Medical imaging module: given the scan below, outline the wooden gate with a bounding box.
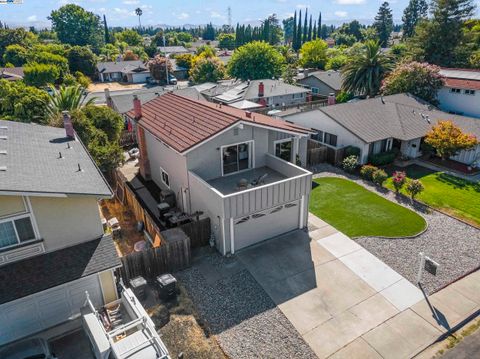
[307,140,327,166]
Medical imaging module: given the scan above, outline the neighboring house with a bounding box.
[169,59,189,80]
[97,60,150,83]
[283,93,480,167]
[296,70,342,97]
[126,93,313,255]
[326,38,335,47]
[213,79,310,109]
[0,67,24,81]
[438,68,480,118]
[0,119,119,345]
[157,46,189,55]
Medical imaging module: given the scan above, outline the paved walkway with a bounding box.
[307,213,480,358]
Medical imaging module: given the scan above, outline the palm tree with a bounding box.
[135,8,143,29]
[46,85,96,125]
[341,40,394,97]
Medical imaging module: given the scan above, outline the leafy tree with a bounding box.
[203,23,216,41]
[0,79,49,123]
[283,16,295,45]
[299,39,328,69]
[228,41,285,80]
[276,45,297,64]
[0,28,37,63]
[175,53,194,71]
[425,120,478,160]
[99,43,120,62]
[46,85,95,123]
[342,40,394,97]
[24,63,61,87]
[406,179,424,199]
[218,33,236,50]
[123,50,139,61]
[49,4,104,48]
[67,46,96,77]
[262,14,283,45]
[82,105,123,142]
[190,57,226,84]
[402,0,428,38]
[114,29,143,46]
[30,51,69,76]
[381,62,445,104]
[373,2,393,47]
[282,64,297,84]
[326,54,349,70]
[335,91,354,103]
[408,0,476,67]
[333,33,357,46]
[148,55,173,84]
[3,44,28,66]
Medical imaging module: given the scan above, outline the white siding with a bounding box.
[284,110,370,163]
[438,87,480,118]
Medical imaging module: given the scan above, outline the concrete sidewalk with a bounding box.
[308,213,480,358]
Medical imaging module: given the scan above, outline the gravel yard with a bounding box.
[312,164,480,295]
[176,251,317,359]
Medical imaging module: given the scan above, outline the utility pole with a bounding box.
[163,32,169,85]
[227,6,232,29]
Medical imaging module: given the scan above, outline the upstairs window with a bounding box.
[324,132,338,147]
[160,167,170,188]
[0,215,36,249]
[450,88,461,94]
[465,89,476,95]
[222,142,252,175]
[311,130,323,142]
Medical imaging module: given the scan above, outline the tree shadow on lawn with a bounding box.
[435,172,480,192]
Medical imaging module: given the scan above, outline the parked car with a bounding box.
[0,338,57,359]
[168,73,177,85]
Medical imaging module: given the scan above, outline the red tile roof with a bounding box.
[444,78,480,91]
[128,92,311,153]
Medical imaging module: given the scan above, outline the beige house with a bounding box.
[0,119,120,345]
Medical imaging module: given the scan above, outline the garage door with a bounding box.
[0,275,103,345]
[234,200,301,251]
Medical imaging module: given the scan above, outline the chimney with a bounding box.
[62,111,75,139]
[303,68,310,78]
[133,95,142,119]
[327,93,336,106]
[104,88,114,109]
[258,81,264,98]
[245,111,252,118]
[137,126,151,180]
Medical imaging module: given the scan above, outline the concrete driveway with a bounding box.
[237,215,438,358]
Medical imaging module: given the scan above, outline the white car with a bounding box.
[0,338,57,359]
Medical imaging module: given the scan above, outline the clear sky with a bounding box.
[0,0,479,28]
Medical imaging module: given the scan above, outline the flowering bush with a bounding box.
[342,155,359,173]
[360,165,378,181]
[372,169,388,186]
[392,171,407,192]
[406,179,424,199]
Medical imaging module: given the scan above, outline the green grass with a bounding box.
[310,177,427,238]
[383,165,480,227]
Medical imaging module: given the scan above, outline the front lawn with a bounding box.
[310,177,427,238]
[383,165,480,227]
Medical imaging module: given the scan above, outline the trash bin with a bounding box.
[155,274,177,300]
[129,276,147,300]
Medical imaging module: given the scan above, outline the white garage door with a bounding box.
[0,275,103,345]
[234,200,301,251]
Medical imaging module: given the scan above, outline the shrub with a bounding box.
[392,171,407,193]
[342,155,358,173]
[406,179,424,200]
[344,146,361,157]
[24,62,60,87]
[360,164,378,181]
[368,150,396,166]
[372,169,388,186]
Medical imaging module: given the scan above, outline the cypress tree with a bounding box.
[293,11,297,49]
[318,12,322,39]
[296,10,302,51]
[303,8,308,44]
[308,15,313,41]
[313,22,317,40]
[103,15,110,44]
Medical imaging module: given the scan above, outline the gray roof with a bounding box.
[298,70,342,91]
[97,60,146,74]
[439,68,480,81]
[0,120,112,196]
[214,79,309,104]
[110,87,166,114]
[317,93,480,143]
[157,46,189,54]
[0,67,24,81]
[0,235,120,304]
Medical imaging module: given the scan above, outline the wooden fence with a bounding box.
[307,140,346,166]
[179,217,211,248]
[117,227,191,283]
[113,169,164,245]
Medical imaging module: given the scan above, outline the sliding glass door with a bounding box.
[222,142,252,175]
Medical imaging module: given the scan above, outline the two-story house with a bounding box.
[438,68,480,118]
[0,119,120,345]
[126,93,313,255]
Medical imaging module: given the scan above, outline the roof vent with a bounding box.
[245,111,252,118]
[67,142,72,149]
[0,126,7,130]
[0,150,6,155]
[0,135,7,140]
[77,163,83,172]
[0,166,6,171]
[58,151,63,159]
